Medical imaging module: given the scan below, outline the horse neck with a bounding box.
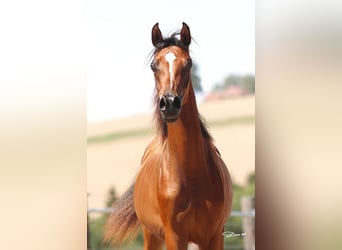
[166,83,208,177]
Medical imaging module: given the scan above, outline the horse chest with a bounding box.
[158,170,206,201]
[158,177,223,220]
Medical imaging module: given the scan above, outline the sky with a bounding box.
[86,0,255,122]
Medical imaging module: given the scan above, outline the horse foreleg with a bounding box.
[143,227,164,250]
[202,231,224,250]
[164,229,188,250]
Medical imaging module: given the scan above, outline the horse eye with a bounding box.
[150,61,158,72]
[185,59,192,70]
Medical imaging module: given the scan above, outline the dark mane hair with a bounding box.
[155,31,189,53]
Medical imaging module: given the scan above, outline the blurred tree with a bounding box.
[105,186,117,208]
[241,75,255,93]
[89,216,107,250]
[247,172,255,185]
[191,61,203,92]
[213,74,255,93]
[89,186,144,249]
[87,193,91,249]
[224,172,255,249]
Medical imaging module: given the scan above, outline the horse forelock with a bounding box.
[155,31,189,52]
[147,31,190,65]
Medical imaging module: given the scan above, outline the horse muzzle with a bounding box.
[159,93,182,122]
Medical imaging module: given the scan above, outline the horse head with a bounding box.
[150,22,193,122]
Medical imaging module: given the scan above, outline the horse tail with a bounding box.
[104,182,141,244]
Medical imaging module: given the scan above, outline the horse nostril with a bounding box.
[159,96,167,111]
[174,96,181,109]
[159,94,181,112]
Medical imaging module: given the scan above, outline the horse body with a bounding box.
[105,23,232,250]
[135,86,232,249]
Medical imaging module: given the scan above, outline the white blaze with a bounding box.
[165,52,176,89]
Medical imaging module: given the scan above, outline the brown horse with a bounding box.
[105,22,233,250]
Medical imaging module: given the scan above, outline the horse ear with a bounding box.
[180,22,191,46]
[152,23,163,47]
